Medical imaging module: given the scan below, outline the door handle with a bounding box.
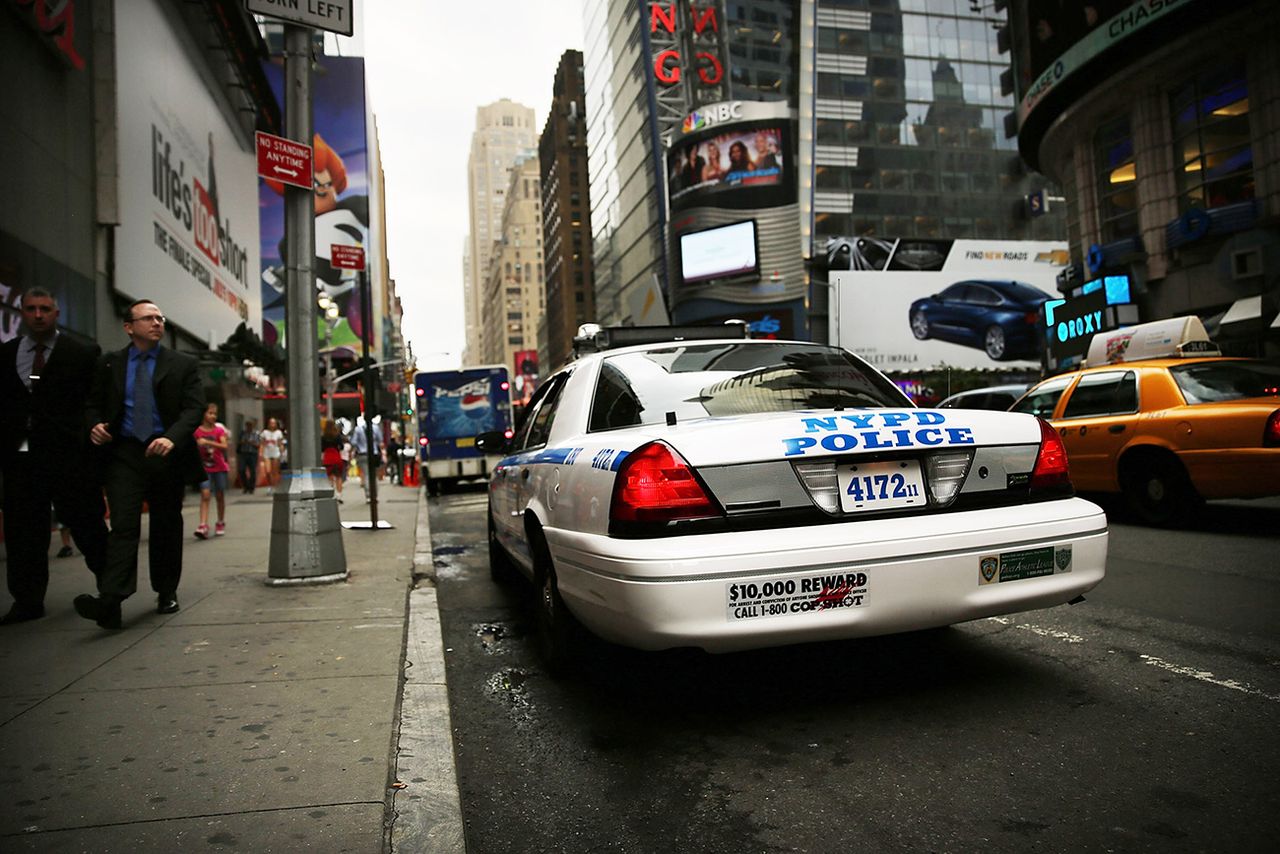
[1108,424,1125,434]
[521,468,531,481]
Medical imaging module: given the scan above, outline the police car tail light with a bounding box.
[793,461,839,513]
[610,441,720,523]
[925,451,971,506]
[1030,417,1071,490]
[1264,409,1280,448]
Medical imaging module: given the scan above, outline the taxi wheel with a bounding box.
[984,325,1007,360]
[1121,454,1200,527]
[910,311,931,340]
[529,526,587,675]
[488,510,516,584]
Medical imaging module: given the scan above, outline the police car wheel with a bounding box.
[910,311,930,340]
[1121,454,1199,527]
[488,510,516,583]
[984,326,1007,360]
[530,527,586,675]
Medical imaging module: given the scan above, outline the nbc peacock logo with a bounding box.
[682,112,707,134]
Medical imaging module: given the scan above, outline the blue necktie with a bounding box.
[132,355,156,441]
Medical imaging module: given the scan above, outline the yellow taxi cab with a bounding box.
[1012,316,1280,525]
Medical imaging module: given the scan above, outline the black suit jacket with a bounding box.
[85,345,207,484]
[0,333,102,473]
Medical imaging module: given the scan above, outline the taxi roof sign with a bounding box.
[1084,316,1221,366]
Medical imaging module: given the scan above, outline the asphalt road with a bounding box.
[429,487,1280,853]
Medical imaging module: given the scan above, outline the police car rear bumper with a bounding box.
[546,497,1108,653]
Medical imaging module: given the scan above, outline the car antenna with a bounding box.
[666,411,677,426]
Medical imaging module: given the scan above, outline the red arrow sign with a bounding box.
[256,131,313,190]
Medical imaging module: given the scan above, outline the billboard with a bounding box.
[830,239,1070,371]
[114,0,261,345]
[679,220,758,284]
[259,56,374,356]
[513,349,540,407]
[668,125,785,205]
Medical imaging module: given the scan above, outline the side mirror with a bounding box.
[475,431,509,454]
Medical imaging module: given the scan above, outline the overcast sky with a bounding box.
[356,1,586,371]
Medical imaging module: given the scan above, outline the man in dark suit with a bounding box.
[73,299,205,630]
[0,288,108,624]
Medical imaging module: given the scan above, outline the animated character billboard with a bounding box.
[259,56,371,355]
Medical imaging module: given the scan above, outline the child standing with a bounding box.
[194,403,230,539]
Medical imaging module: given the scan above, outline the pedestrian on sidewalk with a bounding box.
[0,287,108,625]
[260,416,284,493]
[386,431,403,485]
[350,415,381,502]
[236,417,261,493]
[321,418,346,502]
[194,402,229,539]
[74,299,205,630]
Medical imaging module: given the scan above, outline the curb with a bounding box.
[389,488,465,852]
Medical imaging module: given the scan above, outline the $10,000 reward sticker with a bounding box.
[726,571,869,621]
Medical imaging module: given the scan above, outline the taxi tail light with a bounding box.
[1029,417,1072,492]
[1024,311,1039,325]
[1265,409,1280,447]
[610,441,720,524]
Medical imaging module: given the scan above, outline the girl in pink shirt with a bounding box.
[194,403,230,538]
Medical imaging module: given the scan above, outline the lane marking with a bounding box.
[986,616,1084,643]
[986,618,1280,704]
[1139,655,1280,704]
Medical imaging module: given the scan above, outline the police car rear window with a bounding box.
[588,343,911,431]
[1170,360,1280,404]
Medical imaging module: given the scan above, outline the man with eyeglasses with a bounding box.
[73,299,205,630]
[0,287,108,624]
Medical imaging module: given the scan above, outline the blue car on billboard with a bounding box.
[909,279,1053,361]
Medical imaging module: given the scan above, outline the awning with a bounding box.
[1220,295,1263,326]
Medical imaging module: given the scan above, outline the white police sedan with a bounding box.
[480,326,1106,668]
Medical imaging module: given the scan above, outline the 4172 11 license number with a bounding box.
[836,459,926,513]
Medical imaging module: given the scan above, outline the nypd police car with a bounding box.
[478,325,1107,667]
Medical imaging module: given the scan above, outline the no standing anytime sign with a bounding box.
[255,131,313,190]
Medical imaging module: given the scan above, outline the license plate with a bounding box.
[456,437,475,449]
[836,459,926,513]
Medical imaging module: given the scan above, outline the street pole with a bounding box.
[284,23,318,466]
[343,269,392,529]
[267,22,347,582]
[362,268,380,526]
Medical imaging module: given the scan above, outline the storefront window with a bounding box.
[1170,64,1254,213]
[1094,117,1138,243]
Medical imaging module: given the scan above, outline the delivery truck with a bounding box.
[414,365,513,495]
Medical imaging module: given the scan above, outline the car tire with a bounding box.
[529,524,588,675]
[426,478,439,497]
[910,310,931,340]
[488,510,517,584]
[1120,453,1201,527]
[983,325,1007,360]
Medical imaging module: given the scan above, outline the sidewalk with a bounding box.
[0,480,458,852]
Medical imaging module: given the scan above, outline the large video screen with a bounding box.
[679,220,759,285]
[668,125,785,205]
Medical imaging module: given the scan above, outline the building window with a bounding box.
[1094,116,1139,243]
[1170,64,1253,214]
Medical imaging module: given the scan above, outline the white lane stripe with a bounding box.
[986,616,1085,643]
[1139,655,1280,704]
[986,618,1280,704]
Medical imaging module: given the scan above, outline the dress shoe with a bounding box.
[56,545,75,558]
[0,604,44,625]
[73,594,122,630]
[156,594,180,615]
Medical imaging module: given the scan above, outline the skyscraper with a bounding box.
[464,100,536,362]
[539,50,596,370]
